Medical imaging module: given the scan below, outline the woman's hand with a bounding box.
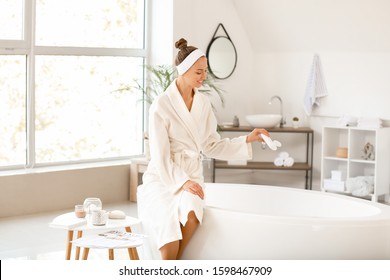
[182,180,204,200]
[246,128,270,143]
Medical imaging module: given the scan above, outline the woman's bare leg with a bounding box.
[160,211,200,260]
[177,211,199,259]
[160,240,180,260]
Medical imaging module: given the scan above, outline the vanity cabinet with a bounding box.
[212,126,314,189]
[321,126,390,201]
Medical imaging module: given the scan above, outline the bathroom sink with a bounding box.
[245,114,282,128]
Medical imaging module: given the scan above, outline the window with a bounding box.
[0,56,26,167]
[0,0,24,40]
[0,0,146,169]
[35,0,144,48]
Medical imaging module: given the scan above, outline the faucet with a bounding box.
[269,95,286,128]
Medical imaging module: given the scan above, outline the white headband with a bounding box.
[176,49,206,75]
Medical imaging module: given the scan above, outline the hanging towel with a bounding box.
[303,54,328,116]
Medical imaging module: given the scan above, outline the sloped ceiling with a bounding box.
[232,0,390,52]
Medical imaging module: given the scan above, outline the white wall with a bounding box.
[233,0,390,121]
[172,0,255,123]
[0,164,130,218]
[148,0,173,65]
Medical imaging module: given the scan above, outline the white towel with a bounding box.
[273,157,284,167]
[284,157,294,167]
[303,54,328,116]
[278,151,289,160]
[274,156,294,167]
[346,176,374,196]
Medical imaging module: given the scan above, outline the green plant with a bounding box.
[293,117,299,121]
[116,64,225,107]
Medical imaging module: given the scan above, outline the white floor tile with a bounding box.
[0,201,138,260]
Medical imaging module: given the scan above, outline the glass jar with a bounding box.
[83,197,102,215]
[74,204,86,218]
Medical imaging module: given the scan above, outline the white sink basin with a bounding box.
[245,114,282,128]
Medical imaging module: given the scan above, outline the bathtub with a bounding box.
[181,183,390,259]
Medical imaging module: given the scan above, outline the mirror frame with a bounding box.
[206,24,237,80]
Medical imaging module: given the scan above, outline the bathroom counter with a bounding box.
[214,126,314,189]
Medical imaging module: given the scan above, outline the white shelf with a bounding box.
[321,126,390,202]
[323,156,348,161]
[349,159,375,164]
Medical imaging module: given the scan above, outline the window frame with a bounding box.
[0,0,148,171]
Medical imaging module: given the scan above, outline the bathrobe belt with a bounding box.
[173,150,203,165]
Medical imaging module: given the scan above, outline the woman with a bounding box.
[137,38,269,260]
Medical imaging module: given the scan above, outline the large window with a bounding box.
[0,0,146,169]
[0,56,26,167]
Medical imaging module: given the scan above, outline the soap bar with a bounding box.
[108,210,126,219]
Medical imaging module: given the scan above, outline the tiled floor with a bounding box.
[0,201,139,260]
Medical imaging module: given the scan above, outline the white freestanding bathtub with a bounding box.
[181,183,390,260]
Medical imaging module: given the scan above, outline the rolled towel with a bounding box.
[278,151,289,160]
[347,176,374,196]
[273,157,284,167]
[284,157,294,167]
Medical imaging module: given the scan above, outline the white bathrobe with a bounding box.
[137,79,252,259]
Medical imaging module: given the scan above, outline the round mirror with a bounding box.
[206,36,237,79]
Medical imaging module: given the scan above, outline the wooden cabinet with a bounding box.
[321,126,390,201]
[212,126,314,189]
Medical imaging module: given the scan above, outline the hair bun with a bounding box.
[175,38,188,50]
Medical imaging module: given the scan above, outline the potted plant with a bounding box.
[292,117,299,128]
[117,64,225,107]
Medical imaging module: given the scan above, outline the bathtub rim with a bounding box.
[204,182,390,223]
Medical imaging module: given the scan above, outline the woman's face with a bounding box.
[183,56,208,88]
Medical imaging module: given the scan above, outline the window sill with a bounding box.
[0,159,133,177]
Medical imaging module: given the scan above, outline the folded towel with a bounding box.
[323,179,345,192]
[284,157,295,167]
[346,176,374,196]
[273,157,284,167]
[303,54,328,116]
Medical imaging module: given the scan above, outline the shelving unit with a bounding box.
[321,126,390,201]
[213,126,314,190]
